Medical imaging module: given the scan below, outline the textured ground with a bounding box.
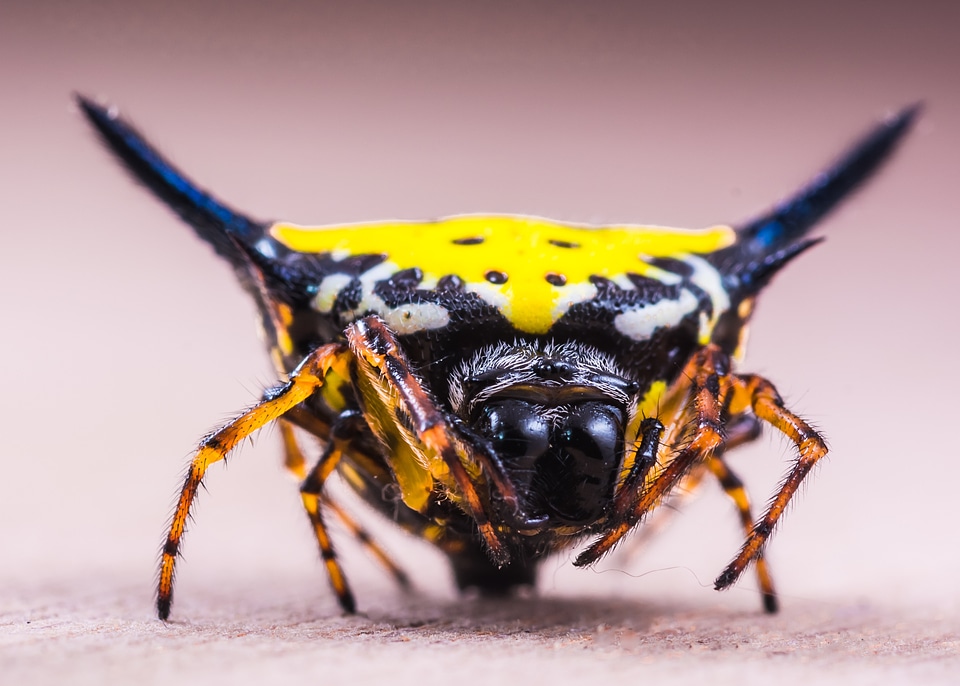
[4,578,959,686]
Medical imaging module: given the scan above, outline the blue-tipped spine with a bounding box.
[76,94,268,268]
[711,103,921,296]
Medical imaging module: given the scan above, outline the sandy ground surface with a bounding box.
[2,2,959,684]
[4,578,959,685]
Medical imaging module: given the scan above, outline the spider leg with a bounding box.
[279,412,410,604]
[615,466,708,554]
[346,316,511,566]
[699,412,777,611]
[157,342,351,620]
[324,499,412,590]
[615,412,760,560]
[705,452,778,613]
[278,417,311,479]
[280,414,352,606]
[298,422,356,612]
[299,410,414,613]
[575,344,728,567]
[609,353,697,525]
[258,244,410,596]
[609,417,664,521]
[714,373,828,592]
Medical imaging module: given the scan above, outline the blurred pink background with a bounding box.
[1,0,957,641]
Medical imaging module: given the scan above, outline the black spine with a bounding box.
[709,104,920,298]
[736,103,921,258]
[76,94,267,266]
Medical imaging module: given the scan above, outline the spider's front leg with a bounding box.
[714,373,828,592]
[705,449,778,612]
[575,344,730,566]
[573,346,821,611]
[157,342,352,620]
[345,316,513,566]
[294,409,411,614]
[614,410,780,612]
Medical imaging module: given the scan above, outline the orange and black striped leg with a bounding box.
[706,454,778,613]
[616,412,763,563]
[346,316,510,566]
[714,373,828,593]
[299,434,356,613]
[280,413,410,595]
[279,408,358,608]
[157,342,351,621]
[575,345,729,567]
[705,411,777,612]
[612,371,699,558]
[324,499,411,590]
[612,463,708,569]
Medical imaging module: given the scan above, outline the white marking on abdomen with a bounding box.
[381,302,451,334]
[683,254,730,341]
[314,273,354,313]
[466,281,510,316]
[551,282,599,323]
[315,260,450,333]
[613,289,699,341]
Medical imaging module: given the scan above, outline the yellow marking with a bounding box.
[638,380,669,421]
[731,489,751,512]
[423,525,445,542]
[271,215,735,335]
[278,420,308,479]
[338,462,367,492]
[734,324,751,362]
[320,370,350,412]
[352,361,442,513]
[275,303,295,356]
[269,347,286,376]
[733,297,755,362]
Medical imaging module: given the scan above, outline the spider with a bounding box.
[79,95,917,619]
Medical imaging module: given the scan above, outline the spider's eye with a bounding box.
[474,399,551,494]
[539,402,624,523]
[472,399,625,525]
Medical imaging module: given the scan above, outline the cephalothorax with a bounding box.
[79,96,917,619]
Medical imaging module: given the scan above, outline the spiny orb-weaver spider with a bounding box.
[78,95,917,619]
